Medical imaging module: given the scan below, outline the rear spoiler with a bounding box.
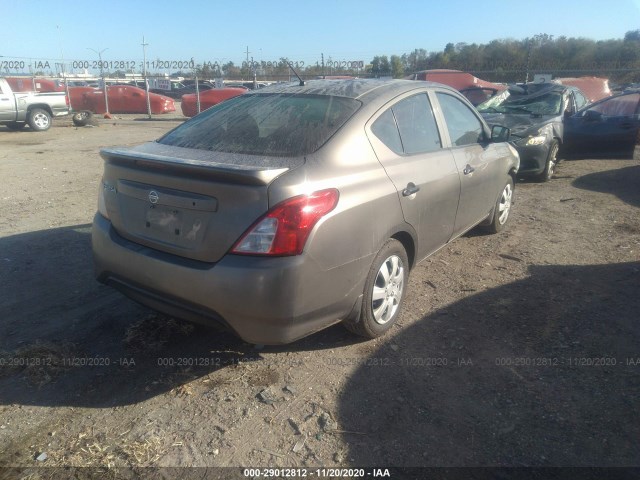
[101,147,289,186]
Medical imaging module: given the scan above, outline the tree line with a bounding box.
[190,30,640,84]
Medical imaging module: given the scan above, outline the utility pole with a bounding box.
[88,47,109,114]
[142,36,151,119]
[321,53,325,79]
[56,25,72,114]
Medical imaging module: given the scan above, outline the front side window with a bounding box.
[159,93,361,157]
[437,93,484,147]
[588,93,640,117]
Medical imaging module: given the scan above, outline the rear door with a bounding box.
[433,90,502,236]
[367,92,460,261]
[564,92,640,158]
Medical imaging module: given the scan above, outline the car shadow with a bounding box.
[336,262,640,467]
[0,225,358,408]
[572,165,640,208]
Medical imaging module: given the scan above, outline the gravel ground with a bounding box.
[0,113,639,479]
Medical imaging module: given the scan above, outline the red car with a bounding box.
[407,69,506,105]
[68,85,175,114]
[554,77,611,103]
[5,77,65,93]
[180,88,247,117]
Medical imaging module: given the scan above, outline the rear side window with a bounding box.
[371,109,403,153]
[159,93,361,157]
[371,94,441,155]
[436,93,484,147]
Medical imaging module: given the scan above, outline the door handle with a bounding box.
[402,182,420,197]
[463,164,475,175]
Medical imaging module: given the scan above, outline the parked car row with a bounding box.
[149,82,215,99]
[69,85,175,115]
[409,70,636,180]
[90,72,640,345]
[476,82,640,180]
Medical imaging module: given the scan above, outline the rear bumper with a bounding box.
[92,213,367,344]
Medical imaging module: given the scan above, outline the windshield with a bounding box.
[159,93,361,156]
[477,91,563,116]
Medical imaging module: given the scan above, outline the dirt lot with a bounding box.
[0,113,639,478]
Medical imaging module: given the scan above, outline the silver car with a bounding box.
[92,79,519,344]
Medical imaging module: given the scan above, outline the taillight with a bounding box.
[231,189,339,256]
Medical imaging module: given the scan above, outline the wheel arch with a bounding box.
[390,229,416,270]
[27,104,54,116]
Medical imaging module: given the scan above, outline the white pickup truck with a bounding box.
[0,77,70,131]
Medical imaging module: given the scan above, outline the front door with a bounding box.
[434,91,502,236]
[564,92,640,158]
[0,84,15,121]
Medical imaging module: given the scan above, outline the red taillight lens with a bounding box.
[231,189,339,256]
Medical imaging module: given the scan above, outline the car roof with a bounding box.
[254,79,456,103]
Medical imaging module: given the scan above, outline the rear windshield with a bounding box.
[159,93,361,156]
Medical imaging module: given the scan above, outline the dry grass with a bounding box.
[0,341,76,386]
[49,428,168,469]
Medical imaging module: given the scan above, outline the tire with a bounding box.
[5,122,26,131]
[72,111,92,127]
[485,176,514,234]
[27,108,52,131]
[537,139,559,182]
[344,239,409,339]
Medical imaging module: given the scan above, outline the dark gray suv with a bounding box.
[92,79,520,344]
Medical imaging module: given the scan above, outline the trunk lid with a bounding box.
[100,142,302,262]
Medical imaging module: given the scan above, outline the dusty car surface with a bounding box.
[477,83,588,181]
[180,87,247,117]
[563,89,640,159]
[92,79,519,344]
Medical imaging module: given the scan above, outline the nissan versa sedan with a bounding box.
[92,79,520,345]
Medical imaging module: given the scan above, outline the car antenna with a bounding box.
[288,62,305,86]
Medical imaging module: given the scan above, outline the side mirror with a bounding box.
[584,109,603,122]
[490,124,511,142]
